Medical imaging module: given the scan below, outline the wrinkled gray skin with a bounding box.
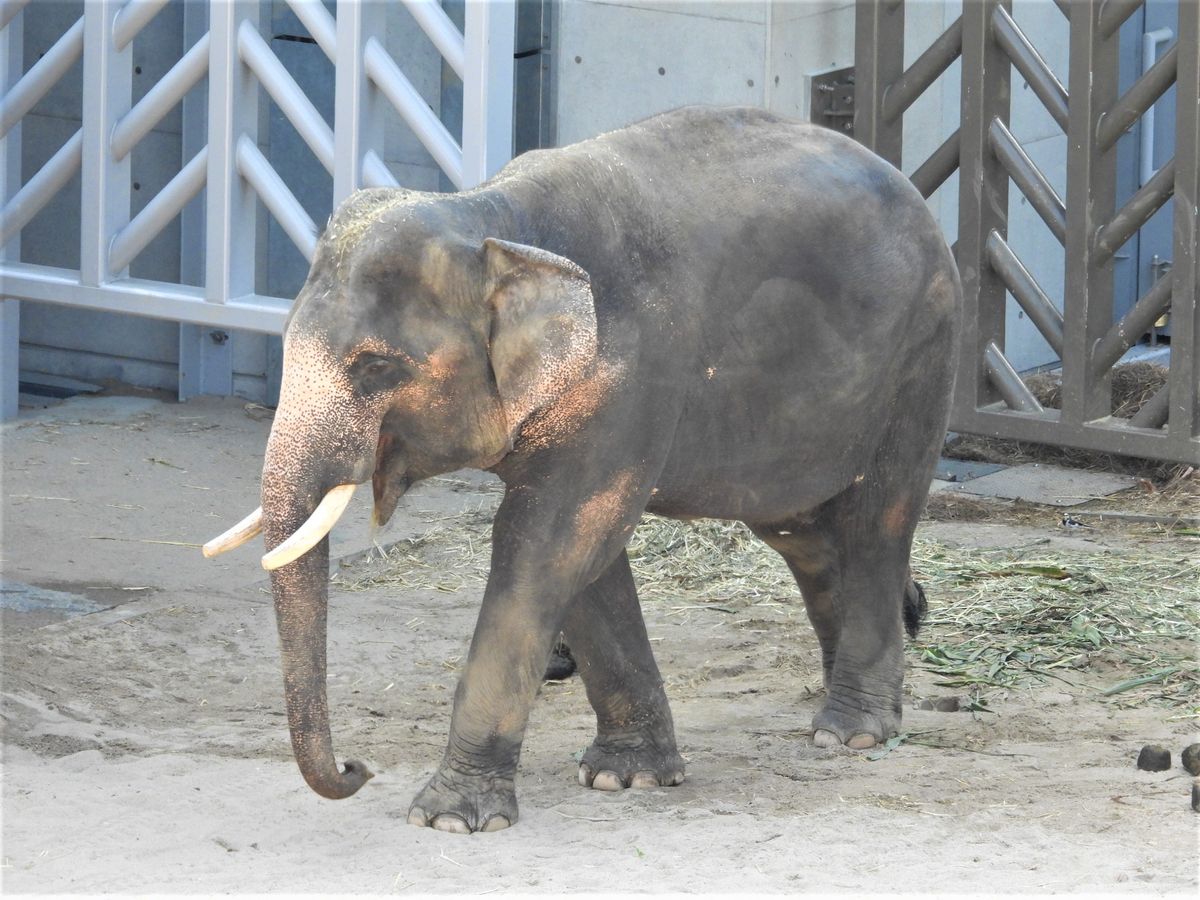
[257,107,960,833]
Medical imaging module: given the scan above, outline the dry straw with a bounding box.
[337,498,1199,713]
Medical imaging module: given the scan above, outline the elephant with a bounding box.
[204,106,961,834]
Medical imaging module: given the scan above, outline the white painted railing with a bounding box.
[0,0,515,418]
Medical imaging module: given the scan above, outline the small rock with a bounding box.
[1181,743,1200,776]
[1137,744,1171,772]
[933,696,961,713]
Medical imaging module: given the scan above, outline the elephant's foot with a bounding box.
[811,694,900,750]
[407,766,518,834]
[577,726,686,791]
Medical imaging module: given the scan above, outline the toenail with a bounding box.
[578,764,594,787]
[431,814,471,834]
[591,771,625,791]
[629,771,659,789]
[406,808,428,827]
[813,729,841,748]
[847,733,877,749]
[481,815,511,832]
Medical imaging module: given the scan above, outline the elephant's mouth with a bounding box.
[371,432,410,530]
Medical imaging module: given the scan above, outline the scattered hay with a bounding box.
[909,538,1199,710]
[336,509,1199,711]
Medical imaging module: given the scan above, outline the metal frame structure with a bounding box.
[855,0,1199,465]
[0,0,515,419]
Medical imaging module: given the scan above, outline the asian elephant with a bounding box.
[204,106,961,834]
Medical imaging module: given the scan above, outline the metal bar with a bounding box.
[80,0,132,284]
[909,127,960,198]
[109,147,208,273]
[1129,383,1170,429]
[112,0,170,51]
[985,230,1064,355]
[333,0,385,202]
[988,116,1067,244]
[951,0,1011,423]
[177,0,211,402]
[852,0,904,167]
[1097,0,1141,39]
[0,262,289,333]
[991,4,1068,133]
[1092,273,1174,376]
[0,0,31,32]
[0,298,16,418]
[205,0,259,309]
[1168,0,1199,445]
[362,149,398,189]
[1093,157,1175,265]
[285,0,336,63]
[365,36,463,188]
[111,31,210,162]
[238,21,334,174]
[0,129,83,249]
[0,16,83,140]
[881,15,962,125]
[236,136,318,262]
[951,405,1197,464]
[1060,0,1120,426]
[402,0,466,80]
[461,0,515,186]
[1051,0,1071,20]
[984,341,1044,412]
[1096,42,1178,152]
[0,0,20,421]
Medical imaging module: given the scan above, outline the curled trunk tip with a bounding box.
[300,758,374,799]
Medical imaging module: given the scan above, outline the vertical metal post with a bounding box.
[333,0,385,203]
[1169,0,1199,444]
[952,0,1011,420]
[462,0,515,187]
[0,4,23,420]
[190,0,260,399]
[853,0,904,167]
[80,0,132,285]
[178,0,220,400]
[1061,0,1119,425]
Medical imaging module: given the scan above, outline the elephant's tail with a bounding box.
[903,577,928,639]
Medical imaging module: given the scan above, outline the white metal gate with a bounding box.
[0,0,515,418]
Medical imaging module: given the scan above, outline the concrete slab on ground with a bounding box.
[949,462,1136,507]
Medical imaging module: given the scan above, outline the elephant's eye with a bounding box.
[351,355,406,394]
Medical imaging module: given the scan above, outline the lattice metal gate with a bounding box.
[0,0,515,419]
[855,0,1199,465]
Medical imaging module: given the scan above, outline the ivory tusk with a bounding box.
[202,507,264,558]
[261,484,357,571]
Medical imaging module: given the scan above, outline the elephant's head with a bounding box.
[203,189,598,798]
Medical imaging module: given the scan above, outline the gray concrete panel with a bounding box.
[18,0,83,124]
[18,112,82,269]
[556,1,766,145]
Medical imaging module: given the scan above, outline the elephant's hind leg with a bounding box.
[751,494,927,751]
[562,549,686,791]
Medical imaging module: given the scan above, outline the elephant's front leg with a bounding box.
[407,486,641,834]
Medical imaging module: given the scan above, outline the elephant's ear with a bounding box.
[483,238,598,435]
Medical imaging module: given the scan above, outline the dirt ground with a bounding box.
[2,394,1197,895]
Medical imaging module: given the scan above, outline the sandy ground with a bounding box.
[2,394,1197,895]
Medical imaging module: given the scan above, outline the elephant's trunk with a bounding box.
[264,497,373,800]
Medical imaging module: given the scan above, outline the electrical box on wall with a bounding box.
[810,66,856,137]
